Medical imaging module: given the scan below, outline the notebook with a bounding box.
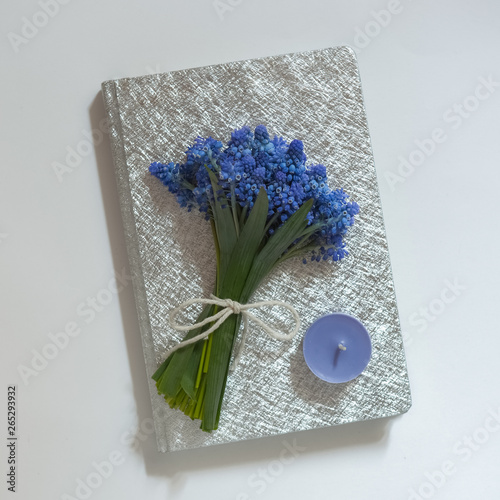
[101,46,411,453]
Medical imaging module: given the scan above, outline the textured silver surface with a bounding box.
[102,46,411,453]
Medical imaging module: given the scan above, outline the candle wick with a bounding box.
[338,343,347,351]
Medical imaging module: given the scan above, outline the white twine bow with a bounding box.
[166,294,301,371]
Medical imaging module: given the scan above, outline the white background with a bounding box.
[1,1,500,499]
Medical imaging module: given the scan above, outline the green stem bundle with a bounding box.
[152,173,314,432]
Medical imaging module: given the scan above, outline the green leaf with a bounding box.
[201,314,241,431]
[210,219,221,291]
[240,198,314,303]
[220,188,269,298]
[151,355,172,382]
[213,319,242,429]
[206,168,238,284]
[180,313,214,399]
[275,223,321,263]
[155,303,214,398]
[238,203,249,229]
[230,184,240,237]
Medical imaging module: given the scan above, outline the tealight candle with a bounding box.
[303,313,372,383]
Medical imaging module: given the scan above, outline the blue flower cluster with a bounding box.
[150,125,359,262]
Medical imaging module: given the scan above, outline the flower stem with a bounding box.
[203,334,213,373]
[193,377,207,419]
[230,185,240,237]
[263,211,280,235]
[195,340,208,389]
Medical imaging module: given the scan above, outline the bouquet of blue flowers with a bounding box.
[149,125,359,432]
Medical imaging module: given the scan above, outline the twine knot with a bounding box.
[223,298,241,315]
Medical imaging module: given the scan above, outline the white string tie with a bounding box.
[166,294,300,370]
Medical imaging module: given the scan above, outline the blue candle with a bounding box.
[303,313,372,383]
